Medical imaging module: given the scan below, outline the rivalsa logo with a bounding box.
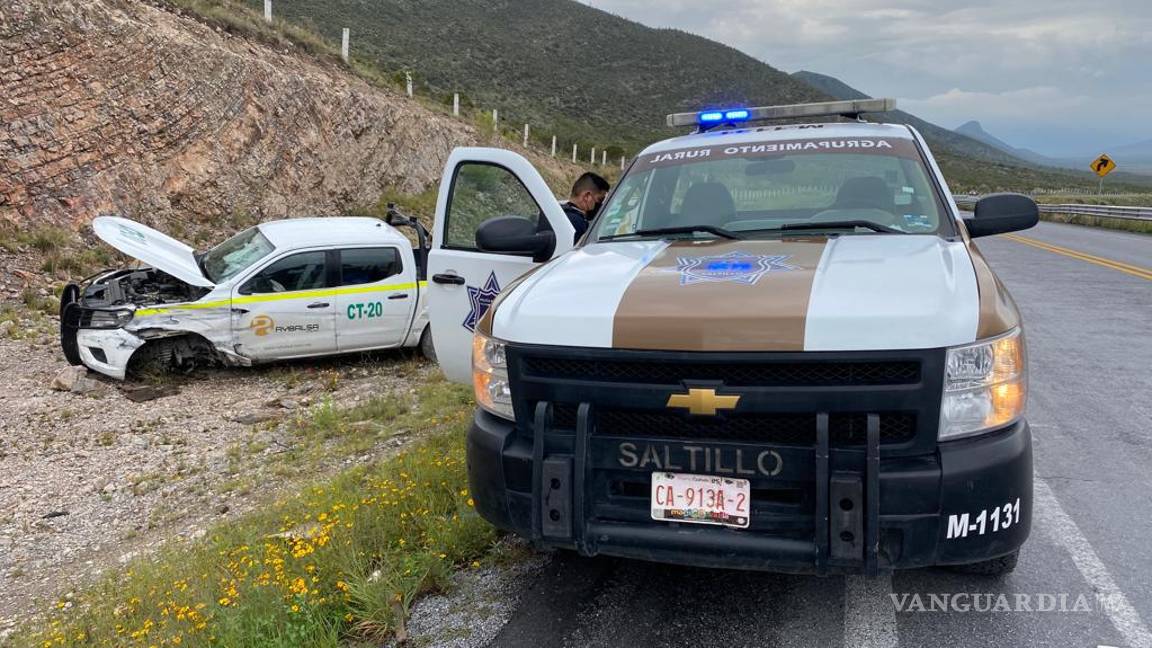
[250,315,275,336]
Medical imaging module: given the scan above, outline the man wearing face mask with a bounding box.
[561,172,610,243]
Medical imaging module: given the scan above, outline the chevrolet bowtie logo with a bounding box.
[666,388,741,416]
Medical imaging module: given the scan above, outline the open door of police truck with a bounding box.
[427,147,576,382]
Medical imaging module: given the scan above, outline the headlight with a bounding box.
[472,332,514,420]
[939,328,1027,441]
[85,309,134,330]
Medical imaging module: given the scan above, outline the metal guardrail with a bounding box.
[952,196,1152,222]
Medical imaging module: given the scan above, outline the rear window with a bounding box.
[339,248,402,286]
[595,135,948,239]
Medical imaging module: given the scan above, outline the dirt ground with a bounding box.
[0,327,435,633]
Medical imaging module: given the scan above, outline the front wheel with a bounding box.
[419,326,437,362]
[947,550,1019,576]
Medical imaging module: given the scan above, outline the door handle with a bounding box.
[231,307,249,315]
[387,293,409,300]
[307,302,330,309]
[432,273,466,286]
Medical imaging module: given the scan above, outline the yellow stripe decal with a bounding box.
[1001,234,1152,281]
[135,281,428,317]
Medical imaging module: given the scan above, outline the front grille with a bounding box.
[522,357,920,387]
[549,404,917,446]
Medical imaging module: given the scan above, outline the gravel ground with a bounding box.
[0,325,434,634]
[392,539,549,648]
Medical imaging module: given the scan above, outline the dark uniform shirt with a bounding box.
[562,201,588,243]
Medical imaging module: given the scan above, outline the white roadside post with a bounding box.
[572,144,578,163]
[590,147,596,165]
[602,150,607,166]
[551,135,557,157]
[263,0,272,23]
[340,28,349,63]
[492,109,499,134]
[523,124,530,147]
[620,155,625,170]
[452,93,460,117]
[405,72,413,97]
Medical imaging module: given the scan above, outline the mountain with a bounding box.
[1110,139,1152,171]
[790,70,1152,188]
[251,0,829,154]
[955,122,1152,174]
[954,121,1057,167]
[222,0,1152,191]
[791,71,1030,167]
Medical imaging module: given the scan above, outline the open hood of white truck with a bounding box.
[92,216,215,288]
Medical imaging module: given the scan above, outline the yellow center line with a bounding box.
[1000,234,1152,281]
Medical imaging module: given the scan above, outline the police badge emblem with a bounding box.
[669,251,798,286]
[462,271,502,332]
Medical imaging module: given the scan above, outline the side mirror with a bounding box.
[966,193,1039,238]
[476,216,556,263]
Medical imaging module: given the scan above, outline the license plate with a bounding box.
[651,472,750,528]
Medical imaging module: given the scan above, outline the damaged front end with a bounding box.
[60,268,220,380]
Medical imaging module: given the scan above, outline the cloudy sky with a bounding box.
[579,0,1151,158]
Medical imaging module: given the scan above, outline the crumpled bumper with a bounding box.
[74,328,145,380]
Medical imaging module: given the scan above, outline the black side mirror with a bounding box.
[966,193,1039,238]
[476,216,556,262]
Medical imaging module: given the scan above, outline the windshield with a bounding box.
[201,227,275,283]
[594,135,949,240]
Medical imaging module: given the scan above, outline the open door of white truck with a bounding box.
[427,147,575,383]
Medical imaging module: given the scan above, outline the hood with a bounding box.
[491,236,981,351]
[92,216,214,288]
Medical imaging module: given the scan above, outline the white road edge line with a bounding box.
[1034,477,1152,648]
[844,573,899,648]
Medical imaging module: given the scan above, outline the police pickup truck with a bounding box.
[426,99,1038,576]
[61,208,433,379]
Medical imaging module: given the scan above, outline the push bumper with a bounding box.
[466,408,1032,574]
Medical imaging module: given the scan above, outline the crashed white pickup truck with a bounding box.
[60,210,433,380]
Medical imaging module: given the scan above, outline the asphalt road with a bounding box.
[472,221,1152,648]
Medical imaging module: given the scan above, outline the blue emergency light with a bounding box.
[669,99,898,130]
[696,108,750,125]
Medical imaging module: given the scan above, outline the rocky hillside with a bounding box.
[0,0,576,235]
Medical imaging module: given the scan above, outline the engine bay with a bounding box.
[80,268,209,308]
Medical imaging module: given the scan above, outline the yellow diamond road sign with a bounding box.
[1091,154,1117,178]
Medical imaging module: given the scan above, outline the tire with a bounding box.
[59,285,83,366]
[127,335,218,379]
[947,550,1019,576]
[419,326,437,362]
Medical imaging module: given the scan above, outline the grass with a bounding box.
[1027,194,1152,235]
[1038,211,1152,235]
[0,223,76,255]
[11,377,493,647]
[1034,194,1152,207]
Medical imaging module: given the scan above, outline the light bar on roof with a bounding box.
[666,98,897,128]
[697,108,750,125]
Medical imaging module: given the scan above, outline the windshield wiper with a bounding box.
[778,220,904,234]
[600,225,743,241]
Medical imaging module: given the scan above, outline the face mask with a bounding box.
[587,199,604,220]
